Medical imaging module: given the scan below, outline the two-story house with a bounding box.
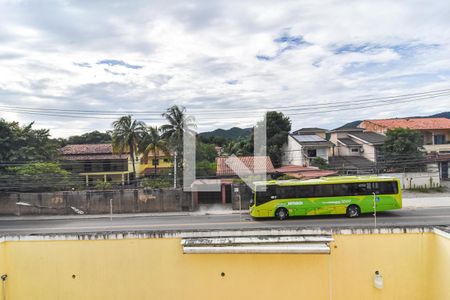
[359,118,450,179]
[282,130,333,167]
[328,127,386,174]
[60,144,132,186]
[61,144,174,186]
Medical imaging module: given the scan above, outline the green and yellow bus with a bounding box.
[249,176,401,220]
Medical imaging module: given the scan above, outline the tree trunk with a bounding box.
[154,152,157,177]
[130,143,137,184]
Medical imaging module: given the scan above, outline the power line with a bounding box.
[1,88,449,120]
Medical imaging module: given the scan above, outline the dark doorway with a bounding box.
[442,162,449,180]
[197,191,221,204]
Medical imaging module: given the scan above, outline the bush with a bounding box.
[311,157,329,170]
[4,162,73,192]
[140,178,173,189]
[95,181,113,190]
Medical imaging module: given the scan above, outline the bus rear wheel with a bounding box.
[346,205,361,218]
[275,208,288,220]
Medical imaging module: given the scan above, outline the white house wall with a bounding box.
[282,135,305,166]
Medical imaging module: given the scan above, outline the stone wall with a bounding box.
[0,188,193,216]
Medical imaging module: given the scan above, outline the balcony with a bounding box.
[423,144,450,153]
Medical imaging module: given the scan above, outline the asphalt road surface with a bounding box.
[1,207,450,235]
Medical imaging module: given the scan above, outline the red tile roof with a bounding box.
[61,144,128,161]
[61,144,114,155]
[216,156,275,176]
[288,170,338,179]
[364,118,450,130]
[275,165,319,173]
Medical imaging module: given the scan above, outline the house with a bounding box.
[328,128,386,174]
[61,144,174,186]
[216,155,276,177]
[60,144,132,186]
[192,156,275,207]
[360,118,450,179]
[360,118,450,153]
[282,134,333,167]
[291,127,328,139]
[138,149,173,176]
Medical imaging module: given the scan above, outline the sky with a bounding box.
[0,0,450,137]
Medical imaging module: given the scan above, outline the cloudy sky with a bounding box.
[0,0,450,137]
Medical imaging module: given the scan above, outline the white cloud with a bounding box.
[0,0,449,137]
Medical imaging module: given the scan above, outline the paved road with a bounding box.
[1,207,450,235]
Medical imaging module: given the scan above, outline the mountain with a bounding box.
[430,111,450,118]
[199,127,252,140]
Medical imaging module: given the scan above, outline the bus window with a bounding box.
[255,185,276,205]
[332,184,351,196]
[379,181,398,194]
[314,184,334,197]
[294,185,315,198]
[349,183,371,196]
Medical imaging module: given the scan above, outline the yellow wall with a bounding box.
[137,157,173,175]
[0,231,449,300]
[0,241,5,298]
[330,233,430,300]
[426,230,450,300]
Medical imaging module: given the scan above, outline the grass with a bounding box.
[408,186,447,193]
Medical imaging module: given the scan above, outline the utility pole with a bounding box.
[373,192,377,228]
[173,151,177,188]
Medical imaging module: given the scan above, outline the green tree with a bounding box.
[383,128,425,171]
[196,141,217,162]
[222,139,251,156]
[139,126,169,176]
[63,130,112,146]
[311,157,329,170]
[4,162,72,192]
[112,116,146,180]
[255,111,291,167]
[0,119,59,162]
[196,160,217,177]
[161,105,196,186]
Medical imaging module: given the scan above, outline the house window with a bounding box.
[152,159,159,166]
[307,149,317,157]
[103,160,111,172]
[163,158,170,163]
[351,148,359,153]
[84,162,92,172]
[434,135,446,145]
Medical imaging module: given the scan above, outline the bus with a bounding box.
[249,176,402,220]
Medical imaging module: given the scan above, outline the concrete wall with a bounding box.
[380,172,441,189]
[231,184,252,210]
[0,229,449,299]
[0,189,193,216]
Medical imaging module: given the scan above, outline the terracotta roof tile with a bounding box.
[216,156,275,176]
[61,144,114,155]
[60,144,129,161]
[275,165,319,173]
[364,118,450,130]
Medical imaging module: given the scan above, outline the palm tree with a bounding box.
[139,126,169,176]
[112,115,146,180]
[161,105,196,186]
[161,105,196,147]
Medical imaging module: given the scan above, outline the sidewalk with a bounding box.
[402,186,450,208]
[1,195,449,221]
[0,209,248,221]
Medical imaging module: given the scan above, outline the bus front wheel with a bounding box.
[275,208,289,220]
[346,205,361,218]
